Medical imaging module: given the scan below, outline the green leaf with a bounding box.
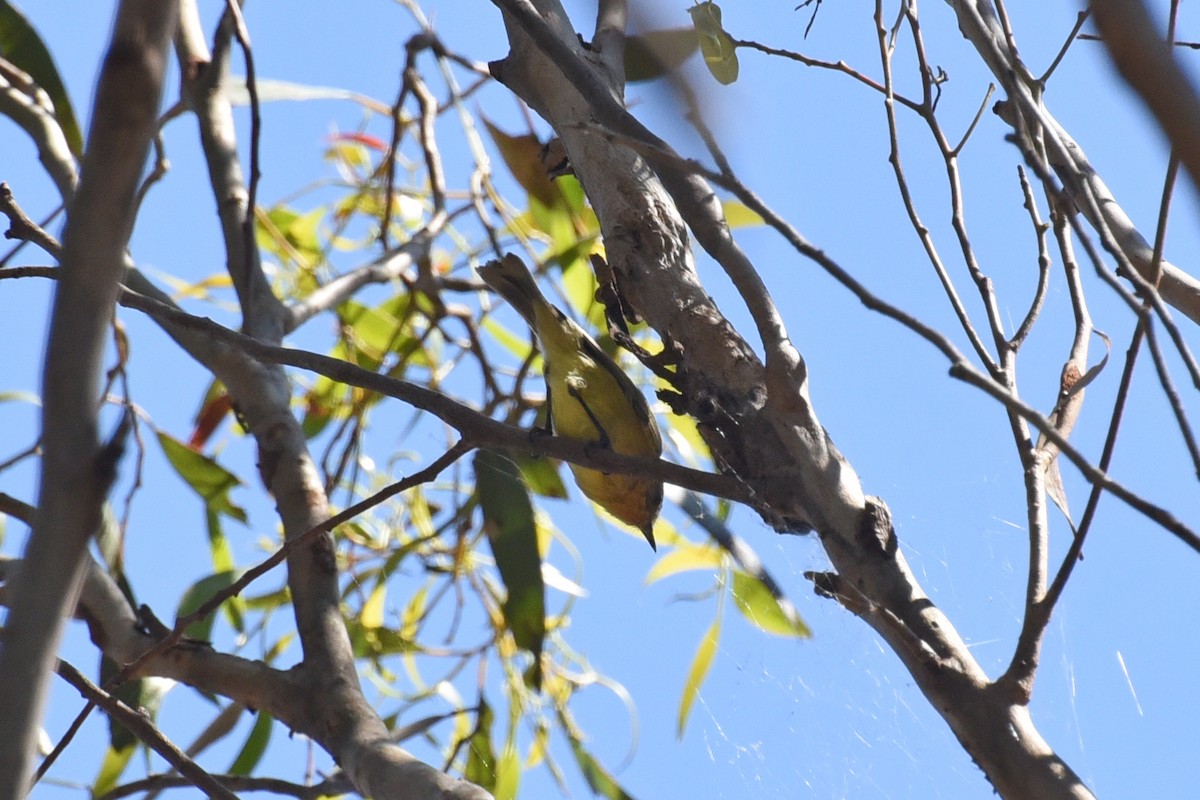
[302,368,350,438]
[689,1,739,85]
[93,503,123,573]
[223,76,389,114]
[156,432,246,523]
[177,570,246,642]
[228,710,273,776]
[263,633,294,664]
[494,741,521,800]
[560,251,606,331]
[475,450,546,685]
[512,452,568,499]
[465,699,498,790]
[482,316,538,365]
[566,734,637,800]
[665,409,712,468]
[400,584,428,642]
[339,293,413,364]
[92,743,136,798]
[99,657,169,751]
[256,205,325,272]
[731,570,811,638]
[206,507,236,576]
[624,28,700,82]
[532,196,590,284]
[0,1,83,155]
[678,618,720,736]
[347,620,418,658]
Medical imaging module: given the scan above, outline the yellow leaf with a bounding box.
[361,582,386,629]
[645,543,723,585]
[731,571,810,638]
[678,618,721,736]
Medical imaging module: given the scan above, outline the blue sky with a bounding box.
[3,1,1199,798]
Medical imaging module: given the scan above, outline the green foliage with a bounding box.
[560,709,639,800]
[177,570,247,641]
[624,28,700,82]
[93,658,170,793]
[731,570,811,638]
[156,431,246,524]
[511,451,569,499]
[156,431,245,573]
[91,742,136,799]
[256,204,326,283]
[465,697,499,790]
[0,8,807,795]
[689,1,740,85]
[0,1,82,154]
[475,449,547,686]
[228,711,273,776]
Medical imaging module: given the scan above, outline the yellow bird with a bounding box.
[478,254,663,549]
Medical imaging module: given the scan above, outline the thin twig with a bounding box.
[872,1,997,372]
[950,362,1197,551]
[54,661,238,800]
[108,441,474,688]
[221,0,262,306]
[100,774,354,800]
[1002,198,1097,693]
[285,208,455,331]
[951,83,994,156]
[0,182,63,260]
[1009,167,1051,349]
[1145,320,1200,476]
[734,38,923,112]
[1038,10,1090,84]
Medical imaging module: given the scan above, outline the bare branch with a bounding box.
[174,0,287,340]
[592,0,628,81]
[949,362,1197,550]
[286,211,452,331]
[1037,10,1090,84]
[734,38,922,111]
[1002,202,1097,695]
[874,3,999,371]
[946,0,1200,326]
[219,0,263,306]
[489,0,803,396]
[0,56,78,198]
[54,662,238,800]
[1009,167,1051,349]
[99,774,354,800]
[406,46,447,214]
[0,181,62,260]
[0,4,178,794]
[123,286,753,504]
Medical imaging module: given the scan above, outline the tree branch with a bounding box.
[482,3,1124,796]
[54,661,238,800]
[0,57,78,198]
[0,3,178,795]
[946,0,1200,326]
